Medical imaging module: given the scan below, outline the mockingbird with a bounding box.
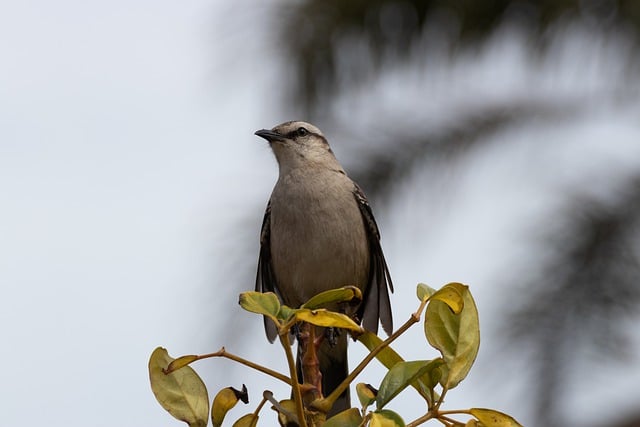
[254,120,393,416]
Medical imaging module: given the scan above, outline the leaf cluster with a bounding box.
[149,283,522,426]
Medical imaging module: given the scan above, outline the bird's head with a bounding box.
[255,121,341,174]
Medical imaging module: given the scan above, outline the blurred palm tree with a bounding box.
[277,0,640,118]
[221,2,640,426]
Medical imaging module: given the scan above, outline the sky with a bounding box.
[0,2,269,425]
[1,2,640,427]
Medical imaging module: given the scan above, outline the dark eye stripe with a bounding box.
[287,127,311,139]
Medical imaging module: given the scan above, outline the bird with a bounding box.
[254,120,393,416]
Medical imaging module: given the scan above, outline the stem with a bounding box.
[254,393,269,417]
[407,404,472,427]
[429,387,435,410]
[434,387,449,412]
[280,332,308,427]
[178,347,291,385]
[439,414,465,426]
[406,411,434,427]
[300,324,323,405]
[438,409,472,417]
[407,408,470,427]
[262,390,299,423]
[322,297,430,408]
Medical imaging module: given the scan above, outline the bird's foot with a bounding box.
[324,327,340,347]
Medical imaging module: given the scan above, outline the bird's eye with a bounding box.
[297,127,308,137]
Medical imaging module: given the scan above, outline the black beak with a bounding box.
[255,129,284,142]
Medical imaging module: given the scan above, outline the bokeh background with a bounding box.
[2,1,640,426]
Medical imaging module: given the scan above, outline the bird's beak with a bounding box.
[255,129,285,142]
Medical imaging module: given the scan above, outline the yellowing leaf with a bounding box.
[211,386,248,427]
[149,347,209,427]
[470,408,523,427]
[302,286,363,309]
[231,413,258,427]
[376,359,444,409]
[356,383,377,407]
[370,409,405,427]
[429,282,466,314]
[295,309,363,332]
[425,285,479,389]
[357,332,404,369]
[166,355,199,373]
[238,292,280,322]
[275,399,298,426]
[323,408,362,427]
[416,283,436,301]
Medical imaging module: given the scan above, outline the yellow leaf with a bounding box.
[324,407,362,427]
[294,309,363,332]
[166,355,199,373]
[275,399,298,426]
[425,285,479,389]
[211,386,248,427]
[470,408,523,427]
[370,410,405,427]
[231,413,258,427]
[356,383,377,407]
[429,282,466,314]
[149,347,209,427]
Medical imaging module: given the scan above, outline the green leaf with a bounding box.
[357,332,435,404]
[429,282,466,314]
[211,385,248,427]
[425,285,480,389]
[323,408,363,427]
[238,292,280,323]
[356,383,377,407]
[277,305,295,321]
[370,409,405,427]
[231,413,258,427]
[416,283,436,301]
[149,347,209,427]
[376,359,445,409]
[417,358,444,390]
[301,286,363,309]
[294,309,363,332]
[469,408,523,427]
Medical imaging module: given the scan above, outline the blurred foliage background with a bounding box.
[219,2,640,427]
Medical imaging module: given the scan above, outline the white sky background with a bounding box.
[1,2,640,427]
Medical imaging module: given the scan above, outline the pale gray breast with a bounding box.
[269,168,370,308]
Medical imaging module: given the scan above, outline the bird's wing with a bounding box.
[353,183,394,336]
[255,200,279,342]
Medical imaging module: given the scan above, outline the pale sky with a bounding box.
[1,2,640,427]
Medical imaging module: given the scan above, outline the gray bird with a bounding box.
[254,121,393,416]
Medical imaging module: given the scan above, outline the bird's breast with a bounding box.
[269,171,370,308]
